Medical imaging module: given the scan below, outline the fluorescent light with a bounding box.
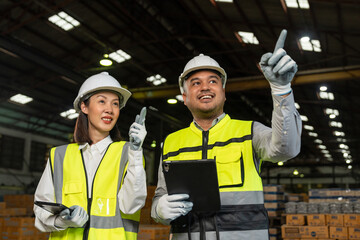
[339,144,349,150]
[333,131,345,137]
[329,114,336,119]
[329,121,342,128]
[236,31,259,45]
[278,161,284,166]
[9,94,33,104]
[299,36,321,52]
[215,0,233,2]
[100,58,112,66]
[48,11,80,31]
[294,102,300,109]
[285,0,309,9]
[304,125,314,131]
[108,49,131,63]
[346,159,352,164]
[314,139,322,144]
[147,74,167,86]
[308,132,318,137]
[300,115,308,121]
[319,91,334,100]
[336,138,346,143]
[319,86,327,92]
[348,165,352,169]
[293,169,299,175]
[167,99,177,104]
[60,109,79,120]
[318,145,326,150]
[321,150,329,154]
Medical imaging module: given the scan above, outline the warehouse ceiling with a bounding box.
[0,0,359,178]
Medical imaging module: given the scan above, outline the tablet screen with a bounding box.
[34,201,69,215]
[163,159,220,212]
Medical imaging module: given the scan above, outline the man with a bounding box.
[151,29,302,240]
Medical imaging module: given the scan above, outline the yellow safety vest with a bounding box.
[49,141,140,240]
[163,115,269,240]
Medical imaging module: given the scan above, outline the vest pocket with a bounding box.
[63,181,84,205]
[216,151,244,188]
[92,195,116,216]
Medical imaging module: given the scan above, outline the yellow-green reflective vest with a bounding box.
[49,141,140,240]
[163,115,269,240]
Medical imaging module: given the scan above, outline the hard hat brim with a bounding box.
[73,86,132,112]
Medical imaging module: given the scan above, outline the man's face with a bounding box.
[182,70,226,119]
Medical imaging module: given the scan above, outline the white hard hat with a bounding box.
[73,72,131,112]
[178,54,227,94]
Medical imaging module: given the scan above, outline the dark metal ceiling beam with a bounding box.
[130,65,360,99]
[0,35,85,84]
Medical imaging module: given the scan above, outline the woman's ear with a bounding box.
[80,102,88,114]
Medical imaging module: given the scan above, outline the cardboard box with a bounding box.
[299,226,329,239]
[264,193,285,201]
[326,214,344,227]
[263,184,284,193]
[348,227,360,239]
[286,214,306,226]
[345,214,360,227]
[281,225,300,238]
[307,214,326,226]
[329,226,348,239]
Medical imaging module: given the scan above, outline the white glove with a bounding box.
[129,107,147,151]
[54,205,88,229]
[259,29,298,95]
[156,194,193,222]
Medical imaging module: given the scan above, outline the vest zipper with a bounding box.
[82,145,111,240]
[80,150,90,240]
[202,131,209,159]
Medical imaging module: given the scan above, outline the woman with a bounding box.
[34,72,147,239]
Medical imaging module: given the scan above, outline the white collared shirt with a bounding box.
[34,136,147,232]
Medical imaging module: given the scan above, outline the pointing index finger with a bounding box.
[137,107,147,125]
[273,29,287,53]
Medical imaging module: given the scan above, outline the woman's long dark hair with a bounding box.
[73,98,122,145]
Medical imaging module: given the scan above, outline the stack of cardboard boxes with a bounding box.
[282,212,360,239]
[0,194,49,240]
[138,186,171,240]
[263,185,286,240]
[282,188,360,240]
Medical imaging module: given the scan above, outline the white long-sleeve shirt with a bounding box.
[34,135,147,232]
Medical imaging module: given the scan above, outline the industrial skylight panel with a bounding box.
[109,49,131,63]
[285,0,310,9]
[236,31,259,45]
[9,94,33,104]
[60,109,79,120]
[48,11,80,31]
[300,37,321,52]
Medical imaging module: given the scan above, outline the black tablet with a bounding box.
[163,159,220,212]
[34,201,69,215]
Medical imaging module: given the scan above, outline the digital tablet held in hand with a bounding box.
[34,201,69,215]
[163,159,220,212]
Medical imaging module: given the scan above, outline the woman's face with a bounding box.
[81,91,120,141]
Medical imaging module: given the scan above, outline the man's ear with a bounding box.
[80,102,88,114]
[182,93,187,106]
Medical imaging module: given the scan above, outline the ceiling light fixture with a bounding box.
[167,99,177,104]
[48,11,80,31]
[236,31,259,45]
[100,54,113,66]
[9,94,33,104]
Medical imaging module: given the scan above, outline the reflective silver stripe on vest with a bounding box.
[53,145,68,203]
[220,191,264,205]
[171,229,269,240]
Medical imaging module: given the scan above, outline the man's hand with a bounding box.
[54,205,88,229]
[259,29,298,95]
[129,107,147,151]
[156,194,193,222]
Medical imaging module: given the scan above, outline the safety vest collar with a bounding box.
[189,114,231,135]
